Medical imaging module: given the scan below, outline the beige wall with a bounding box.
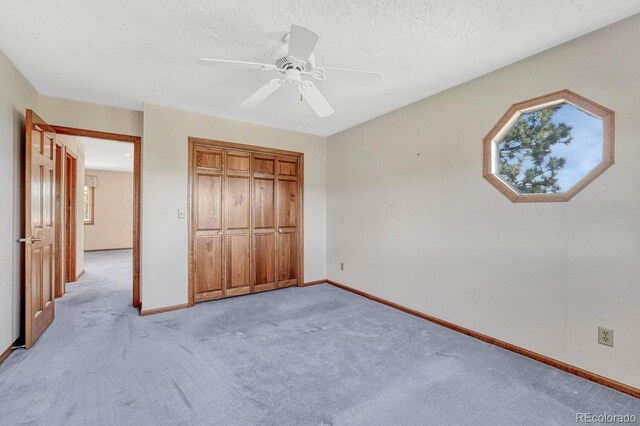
[0,51,39,352]
[327,14,640,388]
[141,104,327,311]
[84,169,134,251]
[39,95,143,137]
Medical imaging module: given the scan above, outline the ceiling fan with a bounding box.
[198,25,384,117]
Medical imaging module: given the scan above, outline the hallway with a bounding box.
[78,249,134,296]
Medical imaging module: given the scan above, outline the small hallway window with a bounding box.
[84,185,94,225]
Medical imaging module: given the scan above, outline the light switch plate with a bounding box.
[178,209,185,219]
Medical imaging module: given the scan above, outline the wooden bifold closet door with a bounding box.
[189,139,303,305]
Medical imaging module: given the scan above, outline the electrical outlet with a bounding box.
[340,262,344,271]
[598,326,614,347]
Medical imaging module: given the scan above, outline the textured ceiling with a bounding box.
[1,1,639,136]
[82,137,134,172]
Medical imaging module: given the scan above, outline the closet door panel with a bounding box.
[226,234,251,296]
[195,149,222,173]
[277,180,297,228]
[253,233,275,291]
[252,154,276,292]
[277,158,297,177]
[195,175,222,231]
[254,178,274,229]
[224,150,251,296]
[277,231,298,286]
[254,157,275,175]
[192,145,224,302]
[275,156,299,287]
[227,151,250,173]
[227,176,250,230]
[194,236,223,300]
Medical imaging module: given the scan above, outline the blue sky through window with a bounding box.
[498,103,603,192]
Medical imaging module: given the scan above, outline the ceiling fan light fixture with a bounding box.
[285,68,302,84]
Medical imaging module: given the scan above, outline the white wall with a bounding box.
[141,104,327,311]
[327,15,640,388]
[84,169,134,251]
[0,51,39,352]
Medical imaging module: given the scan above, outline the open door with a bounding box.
[21,110,57,348]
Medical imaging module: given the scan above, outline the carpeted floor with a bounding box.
[0,249,638,425]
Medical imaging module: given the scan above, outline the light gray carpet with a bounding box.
[0,249,638,425]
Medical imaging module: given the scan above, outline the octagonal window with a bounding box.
[483,90,614,202]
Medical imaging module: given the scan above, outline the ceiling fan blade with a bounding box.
[321,67,384,86]
[287,25,320,61]
[198,58,277,71]
[240,79,283,108]
[300,81,334,117]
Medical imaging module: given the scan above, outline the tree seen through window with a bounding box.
[496,103,603,194]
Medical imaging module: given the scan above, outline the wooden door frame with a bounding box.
[187,137,304,306]
[64,150,78,286]
[52,126,142,309]
[54,142,64,297]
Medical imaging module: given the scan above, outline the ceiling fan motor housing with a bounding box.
[273,40,315,66]
[274,54,307,84]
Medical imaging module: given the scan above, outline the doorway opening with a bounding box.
[63,150,77,289]
[54,127,141,308]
